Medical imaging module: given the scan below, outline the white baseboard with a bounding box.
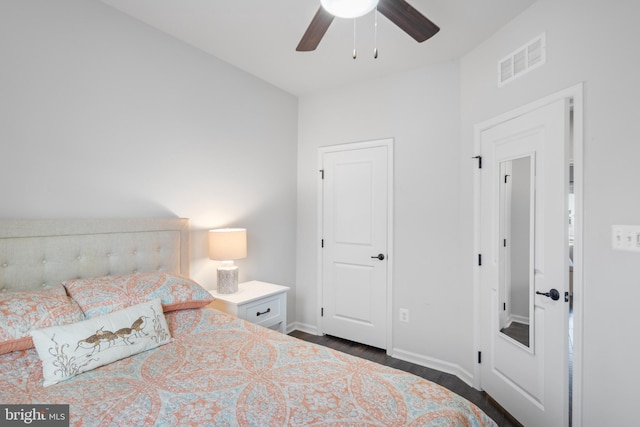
[391,347,475,388]
[287,326,476,389]
[511,314,529,325]
[288,322,319,335]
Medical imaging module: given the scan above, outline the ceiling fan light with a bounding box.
[320,0,379,19]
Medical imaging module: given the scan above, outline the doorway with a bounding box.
[473,84,583,427]
[317,138,394,350]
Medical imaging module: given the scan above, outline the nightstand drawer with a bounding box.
[208,281,290,333]
[243,295,282,326]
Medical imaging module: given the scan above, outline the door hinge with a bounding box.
[504,239,507,247]
[321,307,324,317]
[472,156,482,169]
[478,254,482,266]
[504,174,510,184]
[478,351,482,364]
[319,169,324,179]
[503,302,506,311]
[321,239,324,248]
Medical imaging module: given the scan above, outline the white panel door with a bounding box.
[479,98,570,426]
[321,142,389,349]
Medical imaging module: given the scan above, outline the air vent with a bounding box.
[498,33,546,86]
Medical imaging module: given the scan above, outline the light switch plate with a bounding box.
[612,225,640,252]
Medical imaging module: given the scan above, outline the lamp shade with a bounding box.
[320,0,378,18]
[208,228,247,261]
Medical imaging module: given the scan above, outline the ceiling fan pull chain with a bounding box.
[374,8,378,59]
[353,18,357,59]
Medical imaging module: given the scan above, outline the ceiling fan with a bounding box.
[296,0,440,52]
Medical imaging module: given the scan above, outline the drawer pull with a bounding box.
[256,308,271,317]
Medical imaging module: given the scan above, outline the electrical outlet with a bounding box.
[399,308,409,323]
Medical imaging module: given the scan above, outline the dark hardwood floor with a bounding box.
[289,330,523,427]
[500,321,530,347]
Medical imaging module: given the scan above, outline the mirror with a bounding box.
[499,155,534,348]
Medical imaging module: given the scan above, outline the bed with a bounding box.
[0,218,496,426]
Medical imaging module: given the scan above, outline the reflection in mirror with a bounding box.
[499,156,533,348]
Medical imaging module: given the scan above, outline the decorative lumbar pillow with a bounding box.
[30,299,171,387]
[63,272,213,318]
[0,285,85,355]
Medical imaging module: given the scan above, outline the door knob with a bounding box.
[536,288,560,301]
[371,253,385,261]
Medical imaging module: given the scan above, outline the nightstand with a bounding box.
[208,280,290,333]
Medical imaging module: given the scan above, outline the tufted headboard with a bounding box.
[0,218,189,292]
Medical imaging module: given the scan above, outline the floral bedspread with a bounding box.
[0,308,497,426]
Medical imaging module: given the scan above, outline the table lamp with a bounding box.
[208,228,247,294]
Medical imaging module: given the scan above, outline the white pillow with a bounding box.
[30,299,171,387]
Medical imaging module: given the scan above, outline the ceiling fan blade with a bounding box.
[377,0,440,43]
[296,7,335,51]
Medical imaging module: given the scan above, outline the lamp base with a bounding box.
[217,266,238,294]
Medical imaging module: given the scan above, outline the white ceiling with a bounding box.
[100,0,536,96]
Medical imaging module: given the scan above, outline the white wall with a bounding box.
[0,0,298,313]
[460,0,640,424]
[297,63,470,376]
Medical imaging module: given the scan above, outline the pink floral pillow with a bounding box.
[63,272,213,319]
[0,285,85,354]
